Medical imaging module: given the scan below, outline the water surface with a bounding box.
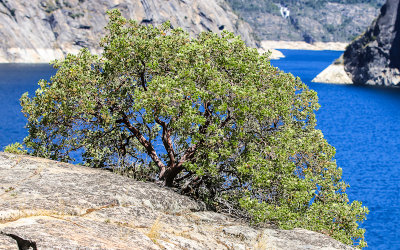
[272,50,400,249]
[0,64,56,148]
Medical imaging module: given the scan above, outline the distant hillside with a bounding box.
[226,0,386,42]
[0,0,255,63]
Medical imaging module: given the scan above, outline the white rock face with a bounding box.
[261,40,348,51]
[0,0,256,63]
[258,47,285,60]
[312,64,353,84]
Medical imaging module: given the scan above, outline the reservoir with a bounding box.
[273,50,400,249]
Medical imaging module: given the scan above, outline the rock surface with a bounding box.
[312,64,353,84]
[312,56,353,84]
[258,47,285,60]
[0,152,354,249]
[226,0,384,43]
[261,41,348,51]
[343,0,400,86]
[0,0,256,63]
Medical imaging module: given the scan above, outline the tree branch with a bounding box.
[174,171,193,183]
[140,60,148,91]
[154,116,176,167]
[175,101,214,169]
[159,101,214,185]
[199,101,212,134]
[119,112,166,171]
[219,109,231,129]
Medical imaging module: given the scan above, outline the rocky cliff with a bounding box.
[0,152,354,249]
[226,0,384,43]
[343,0,400,86]
[0,0,256,63]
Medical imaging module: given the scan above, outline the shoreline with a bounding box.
[0,41,349,63]
[0,48,102,64]
[260,40,353,84]
[312,63,353,84]
[258,48,285,60]
[261,40,348,51]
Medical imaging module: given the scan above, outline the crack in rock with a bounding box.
[0,231,37,250]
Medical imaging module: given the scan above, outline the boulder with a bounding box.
[0,152,354,249]
[343,0,400,86]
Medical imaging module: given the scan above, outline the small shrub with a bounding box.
[4,142,27,155]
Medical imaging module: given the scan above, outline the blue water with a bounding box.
[0,64,56,147]
[272,50,400,249]
[0,51,399,249]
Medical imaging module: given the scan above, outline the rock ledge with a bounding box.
[0,152,353,249]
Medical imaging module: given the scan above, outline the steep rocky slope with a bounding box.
[343,0,400,86]
[0,152,355,249]
[226,0,384,42]
[0,0,255,63]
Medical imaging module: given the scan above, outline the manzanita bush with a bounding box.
[20,9,368,247]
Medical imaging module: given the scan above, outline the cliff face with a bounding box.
[343,0,400,86]
[0,0,256,63]
[0,152,354,249]
[226,0,384,43]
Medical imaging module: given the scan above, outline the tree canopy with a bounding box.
[20,9,368,247]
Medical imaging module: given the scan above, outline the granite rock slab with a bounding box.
[0,152,354,249]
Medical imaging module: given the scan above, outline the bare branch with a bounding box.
[154,116,176,167]
[159,101,215,185]
[119,112,166,171]
[140,60,148,91]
